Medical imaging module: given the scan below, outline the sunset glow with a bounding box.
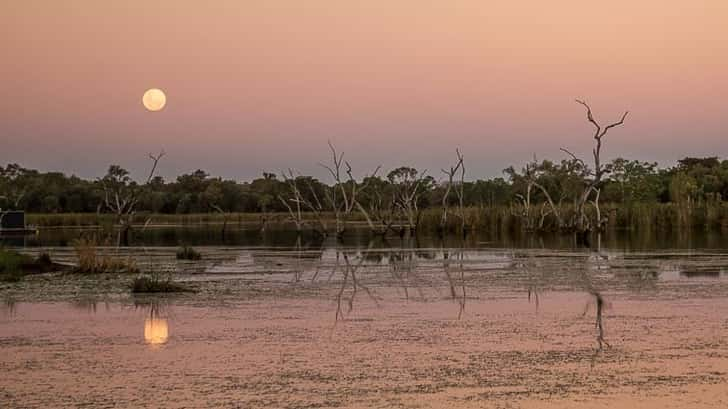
[5,3,728,408]
[2,1,727,178]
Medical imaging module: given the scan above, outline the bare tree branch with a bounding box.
[146,150,165,184]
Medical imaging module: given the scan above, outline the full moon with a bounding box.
[142,88,166,112]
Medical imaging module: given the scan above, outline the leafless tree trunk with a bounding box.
[102,150,165,246]
[209,203,229,238]
[320,141,380,239]
[532,181,563,229]
[455,151,467,235]
[562,99,628,232]
[590,187,605,230]
[507,156,564,231]
[355,188,395,236]
[440,150,464,235]
[319,142,348,237]
[392,170,429,237]
[278,169,307,233]
[537,202,552,230]
[513,186,533,230]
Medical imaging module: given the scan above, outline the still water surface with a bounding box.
[2,227,728,408]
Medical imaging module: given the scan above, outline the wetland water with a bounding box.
[3,227,728,408]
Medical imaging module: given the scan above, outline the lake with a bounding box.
[2,227,728,408]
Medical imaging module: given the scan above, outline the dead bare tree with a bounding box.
[589,187,608,230]
[345,162,382,235]
[354,176,396,236]
[273,168,333,236]
[209,203,230,238]
[388,167,431,237]
[319,142,350,238]
[440,150,464,235]
[278,169,308,233]
[101,150,165,246]
[455,151,467,235]
[302,177,330,236]
[562,99,628,232]
[505,156,564,231]
[319,142,381,239]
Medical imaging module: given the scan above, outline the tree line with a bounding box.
[2,101,727,238]
[1,155,725,222]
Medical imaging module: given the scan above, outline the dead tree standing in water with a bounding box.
[562,99,628,233]
[101,151,165,246]
[355,191,395,236]
[388,167,431,237]
[455,152,467,236]
[209,203,230,239]
[276,169,331,236]
[440,150,465,236]
[504,157,564,231]
[320,142,380,239]
[319,142,348,238]
[278,169,308,234]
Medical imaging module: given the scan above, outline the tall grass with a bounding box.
[27,212,365,228]
[26,202,728,233]
[131,273,192,293]
[71,237,139,274]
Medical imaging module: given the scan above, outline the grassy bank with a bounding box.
[27,212,365,228]
[25,202,728,233]
[418,203,728,233]
[0,248,59,282]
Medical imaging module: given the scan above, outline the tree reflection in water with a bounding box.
[334,248,378,322]
[443,248,466,320]
[584,234,612,355]
[2,295,17,317]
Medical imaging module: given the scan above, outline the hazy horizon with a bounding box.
[3,1,727,181]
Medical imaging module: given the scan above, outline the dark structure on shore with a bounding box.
[0,210,29,232]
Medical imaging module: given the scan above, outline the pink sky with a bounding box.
[2,1,727,181]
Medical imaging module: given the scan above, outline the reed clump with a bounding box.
[131,273,192,293]
[71,237,139,274]
[176,245,202,260]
